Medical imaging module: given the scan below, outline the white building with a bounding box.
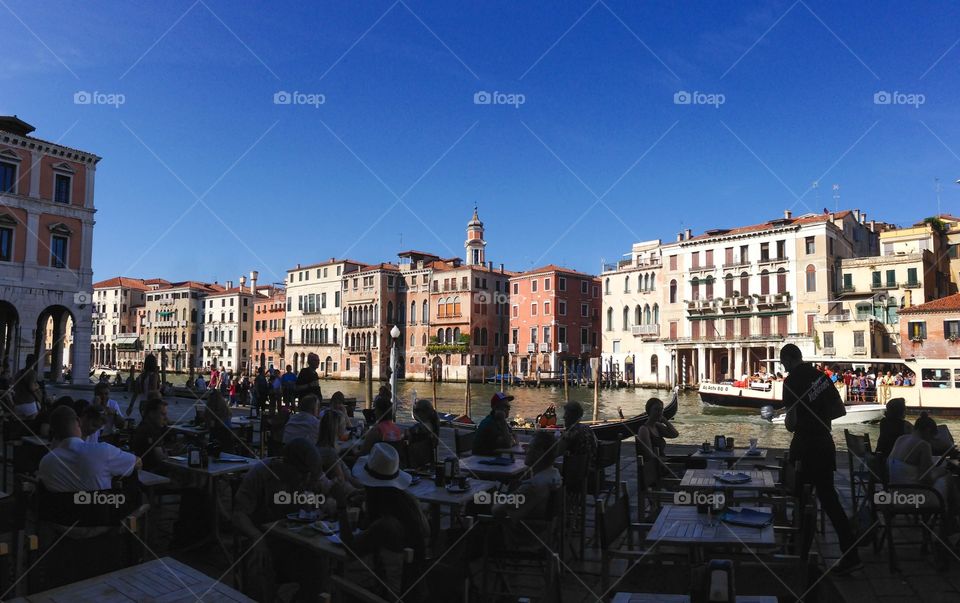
[202,272,260,374]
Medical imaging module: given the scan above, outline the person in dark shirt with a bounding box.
[876,397,911,459]
[558,401,597,460]
[295,353,323,402]
[781,344,862,575]
[131,398,170,472]
[472,392,518,456]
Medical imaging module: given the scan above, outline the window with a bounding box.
[669,280,677,304]
[54,174,71,204]
[50,235,68,268]
[624,275,630,293]
[543,326,550,343]
[705,249,713,267]
[512,305,518,318]
[581,303,588,317]
[760,242,769,261]
[545,278,551,290]
[885,270,896,287]
[0,161,16,193]
[805,236,815,254]
[853,331,864,348]
[945,320,960,339]
[558,326,566,343]
[724,274,734,297]
[580,280,587,294]
[739,272,749,296]
[691,277,699,300]
[843,273,853,291]
[740,245,749,263]
[691,251,699,268]
[0,225,11,262]
[531,303,537,316]
[530,327,538,344]
[760,270,769,295]
[559,277,567,291]
[805,265,816,292]
[921,368,950,388]
[669,255,677,270]
[871,271,881,288]
[559,300,567,316]
[581,327,589,345]
[777,269,786,294]
[513,283,519,294]
[532,280,538,293]
[776,240,786,259]
[544,302,550,315]
[606,307,613,331]
[908,321,927,340]
[907,268,918,286]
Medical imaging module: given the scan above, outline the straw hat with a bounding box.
[351,442,412,489]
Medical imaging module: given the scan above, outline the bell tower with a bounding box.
[465,206,486,266]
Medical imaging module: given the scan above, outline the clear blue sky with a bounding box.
[4,0,960,286]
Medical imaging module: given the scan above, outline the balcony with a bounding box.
[526,343,536,353]
[758,255,789,266]
[582,344,593,353]
[557,343,569,353]
[853,346,867,355]
[722,258,750,269]
[871,282,897,291]
[686,300,716,315]
[817,311,852,323]
[631,324,660,337]
[839,285,857,295]
[345,320,376,329]
[822,347,836,355]
[539,342,549,353]
[689,264,716,275]
[903,280,921,289]
[507,344,517,353]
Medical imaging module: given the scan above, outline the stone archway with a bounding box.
[324,355,332,376]
[0,301,19,373]
[431,356,443,383]
[35,304,74,382]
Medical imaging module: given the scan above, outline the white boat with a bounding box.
[700,355,960,416]
[768,403,886,425]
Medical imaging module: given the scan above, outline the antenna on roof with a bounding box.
[832,184,840,211]
[935,178,942,216]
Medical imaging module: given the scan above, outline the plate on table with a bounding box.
[287,510,320,523]
[714,471,752,484]
[720,508,773,528]
[445,483,469,493]
[169,455,188,462]
[745,449,763,456]
[479,457,514,466]
[410,476,422,485]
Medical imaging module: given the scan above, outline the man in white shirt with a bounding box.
[39,406,140,492]
[282,395,320,444]
[92,382,125,437]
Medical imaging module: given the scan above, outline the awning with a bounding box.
[157,310,175,317]
[115,334,141,350]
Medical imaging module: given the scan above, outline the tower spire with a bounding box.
[465,206,486,266]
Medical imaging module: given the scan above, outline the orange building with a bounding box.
[253,286,286,371]
[509,265,601,380]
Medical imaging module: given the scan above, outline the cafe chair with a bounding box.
[405,438,436,470]
[478,487,564,602]
[453,429,475,458]
[597,481,653,593]
[635,456,679,523]
[843,429,879,533]
[560,451,590,560]
[339,547,423,601]
[873,483,946,572]
[591,440,622,499]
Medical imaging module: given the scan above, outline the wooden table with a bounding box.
[138,470,171,488]
[162,452,261,558]
[646,505,775,550]
[612,594,777,603]
[407,477,497,542]
[679,469,777,492]
[8,556,253,602]
[691,448,768,466]
[459,456,529,481]
[170,423,209,438]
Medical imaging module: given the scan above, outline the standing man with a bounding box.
[281,365,297,407]
[295,353,323,402]
[254,366,269,413]
[781,344,862,575]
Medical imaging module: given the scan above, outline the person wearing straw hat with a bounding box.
[337,443,430,599]
[473,391,518,456]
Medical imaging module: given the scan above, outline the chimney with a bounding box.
[239,276,247,289]
[904,289,913,308]
[250,270,258,294]
[829,212,835,223]
[499,263,504,273]
[853,209,860,222]
[677,232,684,242]
[784,210,792,219]
[488,261,493,271]
[869,219,876,232]
[226,280,233,290]
[684,228,692,240]
[860,212,866,225]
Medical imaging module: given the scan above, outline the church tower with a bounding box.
[465,207,486,266]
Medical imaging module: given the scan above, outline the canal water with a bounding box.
[90,373,960,450]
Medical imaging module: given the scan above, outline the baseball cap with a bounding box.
[490,391,514,408]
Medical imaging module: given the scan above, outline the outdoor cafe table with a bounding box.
[646,504,775,560]
[459,455,530,481]
[691,448,768,467]
[612,594,777,603]
[8,556,253,602]
[679,469,777,492]
[162,452,261,559]
[407,476,498,541]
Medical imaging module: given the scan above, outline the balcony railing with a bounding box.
[722,258,750,269]
[345,320,376,328]
[758,255,789,265]
[507,344,517,353]
[903,280,921,289]
[539,342,549,353]
[853,346,867,355]
[582,344,593,353]
[817,312,852,323]
[822,347,836,355]
[526,343,536,353]
[631,324,660,337]
[871,282,897,291]
[557,343,569,353]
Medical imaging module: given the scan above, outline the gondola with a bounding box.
[440,386,679,442]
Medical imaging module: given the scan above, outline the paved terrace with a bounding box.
[40,387,960,602]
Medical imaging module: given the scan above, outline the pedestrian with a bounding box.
[781,344,862,575]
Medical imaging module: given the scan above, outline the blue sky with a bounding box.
[4,0,960,285]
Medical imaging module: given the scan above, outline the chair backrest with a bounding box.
[596,440,621,470]
[597,482,631,549]
[561,453,590,493]
[454,429,475,457]
[844,429,872,458]
[406,438,435,469]
[636,456,660,493]
[35,483,137,527]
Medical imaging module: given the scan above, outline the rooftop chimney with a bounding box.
[677,232,684,242]
[860,212,866,225]
[829,212,835,223]
[499,263,504,273]
[784,210,792,219]
[869,219,876,232]
[239,276,247,289]
[488,261,493,271]
[226,280,233,290]
[250,270,258,294]
[853,209,861,222]
[684,228,692,240]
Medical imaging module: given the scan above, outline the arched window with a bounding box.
[422,300,429,322]
[739,272,749,297]
[760,269,770,295]
[651,354,658,374]
[410,301,416,323]
[653,303,659,324]
[777,268,787,294]
[705,276,714,299]
[624,275,630,293]
[691,277,700,301]
[805,264,816,292]
[635,305,642,325]
[333,327,337,343]
[643,274,649,291]
[445,297,454,317]
[724,274,734,297]
[453,327,460,341]
[453,296,461,316]
[437,299,444,318]
[606,307,614,331]
[387,301,394,323]
[437,328,444,343]
[473,327,480,343]
[669,280,678,304]
[649,273,655,290]
[480,327,488,345]
[605,278,610,294]
[445,327,453,342]
[622,306,629,331]
[644,304,651,324]
[422,334,427,346]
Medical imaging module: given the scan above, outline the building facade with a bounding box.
[141,280,222,373]
[285,259,364,377]
[92,277,166,369]
[253,286,286,372]
[341,263,401,381]
[201,273,260,374]
[899,293,960,360]
[0,116,100,381]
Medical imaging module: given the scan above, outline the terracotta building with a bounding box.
[0,115,100,381]
[899,293,960,360]
[509,265,601,380]
[253,285,286,372]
